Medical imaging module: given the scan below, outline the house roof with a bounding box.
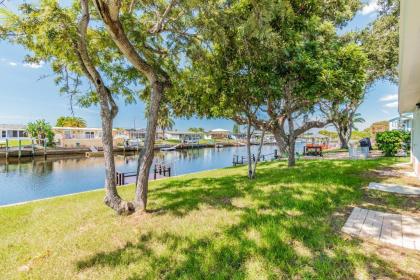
[52,127,103,131]
[389,113,414,122]
[399,0,420,113]
[210,128,230,133]
[0,124,26,130]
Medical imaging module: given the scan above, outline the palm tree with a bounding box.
[158,114,175,140]
[334,110,365,149]
[56,116,87,128]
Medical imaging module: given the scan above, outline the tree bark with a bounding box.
[287,137,296,167]
[272,126,287,156]
[287,116,296,167]
[246,119,253,179]
[134,82,163,210]
[252,129,265,178]
[78,0,134,215]
[338,130,349,149]
[99,91,134,215]
[93,0,171,212]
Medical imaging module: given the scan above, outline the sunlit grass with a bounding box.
[0,158,417,279]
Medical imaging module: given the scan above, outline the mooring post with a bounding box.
[241,156,244,164]
[274,149,278,159]
[18,139,22,160]
[5,138,8,160]
[154,166,157,180]
[168,167,171,177]
[43,139,47,159]
[252,154,255,162]
[31,139,35,158]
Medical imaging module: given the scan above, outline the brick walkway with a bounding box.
[342,207,420,251]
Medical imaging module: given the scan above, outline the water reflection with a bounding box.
[0,145,280,206]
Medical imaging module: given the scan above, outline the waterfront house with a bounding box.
[369,121,389,143]
[388,113,413,132]
[126,128,147,140]
[164,131,201,143]
[399,0,420,178]
[53,127,124,148]
[0,124,28,140]
[208,128,231,139]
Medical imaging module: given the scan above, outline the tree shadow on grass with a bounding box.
[76,159,417,279]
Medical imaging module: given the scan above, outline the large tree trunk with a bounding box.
[287,116,297,167]
[246,120,253,179]
[287,138,296,167]
[272,126,287,156]
[252,129,265,178]
[134,82,163,210]
[100,96,134,215]
[337,127,349,149]
[78,0,134,215]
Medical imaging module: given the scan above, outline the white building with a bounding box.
[207,128,231,139]
[164,131,201,143]
[399,0,420,178]
[389,113,413,132]
[0,124,28,140]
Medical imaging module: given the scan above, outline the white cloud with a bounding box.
[23,61,45,69]
[379,94,398,102]
[8,62,17,67]
[361,0,379,15]
[384,101,398,108]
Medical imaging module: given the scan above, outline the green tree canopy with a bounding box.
[172,0,367,166]
[56,116,87,128]
[26,119,54,146]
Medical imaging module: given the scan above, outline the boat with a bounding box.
[161,143,180,151]
[215,144,224,148]
[161,146,176,151]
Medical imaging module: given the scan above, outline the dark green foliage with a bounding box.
[26,119,55,146]
[376,130,410,156]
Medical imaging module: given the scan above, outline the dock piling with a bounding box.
[5,139,9,160]
[18,139,22,160]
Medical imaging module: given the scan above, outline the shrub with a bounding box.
[376,130,411,156]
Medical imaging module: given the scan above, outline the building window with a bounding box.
[12,130,18,138]
[1,131,5,138]
[85,132,95,139]
[19,131,27,138]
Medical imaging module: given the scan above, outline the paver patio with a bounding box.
[342,207,420,251]
[368,182,420,195]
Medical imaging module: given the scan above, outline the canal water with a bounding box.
[0,144,304,206]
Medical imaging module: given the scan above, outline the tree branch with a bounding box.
[149,0,177,34]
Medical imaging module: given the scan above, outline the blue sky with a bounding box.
[0,0,398,131]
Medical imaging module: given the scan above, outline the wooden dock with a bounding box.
[116,164,172,186]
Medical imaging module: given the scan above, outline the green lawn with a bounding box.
[0,139,32,147]
[155,139,182,145]
[0,158,418,279]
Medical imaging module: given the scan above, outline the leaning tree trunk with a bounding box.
[287,116,296,167]
[77,0,133,215]
[338,128,349,149]
[134,82,163,210]
[246,120,253,179]
[272,126,287,157]
[252,129,265,179]
[99,90,135,215]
